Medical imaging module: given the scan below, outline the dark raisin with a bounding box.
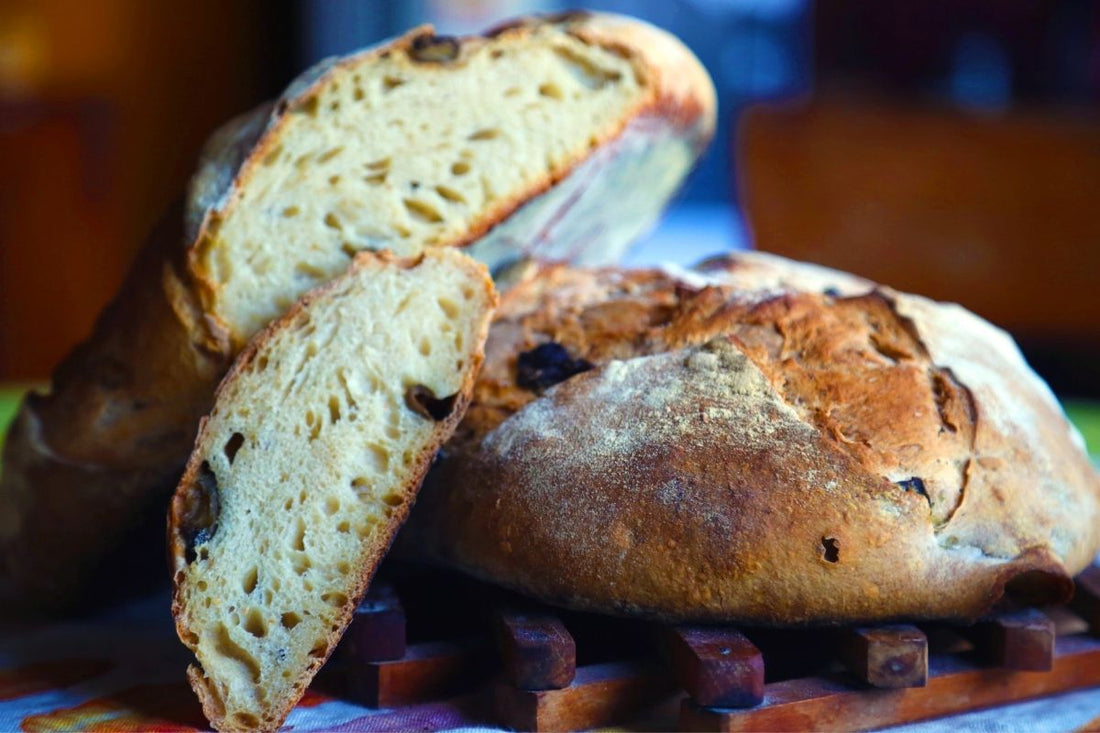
[895,476,928,500]
[516,342,593,392]
[182,462,221,563]
[409,34,460,63]
[821,537,840,563]
[405,385,458,421]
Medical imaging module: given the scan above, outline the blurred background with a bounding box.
[1,0,1098,401]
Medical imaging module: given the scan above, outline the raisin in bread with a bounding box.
[400,252,1100,624]
[0,11,715,610]
[169,249,495,731]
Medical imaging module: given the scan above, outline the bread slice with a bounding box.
[168,249,495,731]
[401,252,1100,624]
[0,11,715,611]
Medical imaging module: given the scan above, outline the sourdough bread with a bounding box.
[0,12,714,610]
[401,252,1100,624]
[169,249,495,731]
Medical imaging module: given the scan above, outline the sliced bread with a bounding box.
[0,11,714,610]
[168,248,495,731]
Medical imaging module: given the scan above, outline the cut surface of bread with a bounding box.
[0,11,713,612]
[188,11,715,346]
[400,252,1100,624]
[169,249,495,731]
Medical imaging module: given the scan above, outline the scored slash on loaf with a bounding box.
[399,251,1100,624]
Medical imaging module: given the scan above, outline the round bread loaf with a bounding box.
[402,252,1100,624]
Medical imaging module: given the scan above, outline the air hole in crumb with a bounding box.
[821,537,840,563]
[341,242,357,258]
[281,612,301,630]
[364,172,387,185]
[318,146,344,163]
[366,157,390,170]
[224,432,245,464]
[309,641,328,658]
[257,355,269,371]
[299,95,320,116]
[324,212,342,230]
[354,87,364,101]
[403,198,443,224]
[383,492,405,507]
[292,518,307,551]
[292,555,311,575]
[242,566,258,594]
[337,520,351,533]
[295,262,327,280]
[451,161,470,176]
[538,82,563,99]
[367,444,390,473]
[419,338,432,356]
[337,562,350,574]
[322,592,348,607]
[503,86,520,97]
[324,496,340,515]
[262,144,284,166]
[328,395,341,424]
[233,713,260,728]
[437,297,459,319]
[214,624,261,683]
[282,206,300,218]
[435,185,466,204]
[197,580,208,591]
[383,76,405,91]
[329,175,341,186]
[283,498,294,511]
[243,608,267,638]
[468,128,501,141]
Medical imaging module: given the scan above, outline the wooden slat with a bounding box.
[495,660,676,732]
[835,624,928,688]
[346,638,488,708]
[343,581,406,663]
[678,633,1100,732]
[1071,566,1100,634]
[665,626,764,707]
[960,609,1055,671]
[493,607,576,690]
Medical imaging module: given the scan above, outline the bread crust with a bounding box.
[168,250,496,731]
[401,253,1100,624]
[0,12,713,610]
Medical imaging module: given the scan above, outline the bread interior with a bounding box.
[174,250,491,729]
[195,23,644,345]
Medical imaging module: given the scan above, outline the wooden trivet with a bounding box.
[319,564,1100,731]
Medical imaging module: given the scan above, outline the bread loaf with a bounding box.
[169,249,495,731]
[402,252,1100,623]
[0,11,715,610]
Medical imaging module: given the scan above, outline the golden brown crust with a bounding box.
[401,254,1100,624]
[0,207,228,611]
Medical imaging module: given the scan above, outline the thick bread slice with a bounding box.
[169,248,496,731]
[401,252,1100,624]
[0,11,715,610]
